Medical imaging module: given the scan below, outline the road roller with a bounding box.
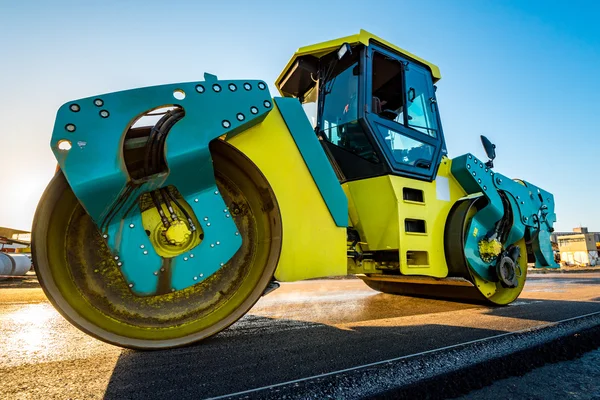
[32,30,558,349]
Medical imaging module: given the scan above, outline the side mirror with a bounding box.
[480,135,496,168]
[337,43,352,60]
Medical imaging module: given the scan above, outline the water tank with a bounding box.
[0,253,31,279]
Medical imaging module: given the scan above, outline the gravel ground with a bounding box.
[459,348,600,399]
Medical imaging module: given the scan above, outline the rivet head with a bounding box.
[207,222,211,226]
[250,106,259,114]
[69,104,80,112]
[184,257,188,261]
[468,154,472,159]
[117,262,122,267]
[228,83,237,91]
[210,244,215,248]
[204,217,209,221]
[195,84,205,93]
[114,256,119,260]
[129,223,135,228]
[258,82,266,90]
[223,209,228,213]
[467,164,471,169]
[99,110,110,118]
[153,272,158,276]
[216,241,220,245]
[161,268,165,272]
[472,171,476,176]
[128,283,133,288]
[478,179,481,183]
[226,214,230,218]
[237,113,245,121]
[65,123,76,132]
[235,232,239,236]
[213,84,221,92]
[263,100,271,108]
[214,191,219,195]
[140,244,145,249]
[521,201,525,205]
[244,83,252,91]
[94,98,104,107]
[143,250,148,255]
[190,254,194,258]
[194,198,199,202]
[194,276,198,280]
[222,120,231,128]
[103,234,108,239]
[483,186,487,190]
[199,273,204,277]
[171,288,175,292]
[220,262,225,266]
[496,177,503,184]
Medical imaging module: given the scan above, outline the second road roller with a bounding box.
[32,31,558,349]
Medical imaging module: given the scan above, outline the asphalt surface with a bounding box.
[1,273,599,399]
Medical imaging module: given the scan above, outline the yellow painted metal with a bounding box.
[140,193,202,258]
[276,29,441,97]
[227,104,347,281]
[344,158,466,278]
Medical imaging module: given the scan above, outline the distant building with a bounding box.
[557,228,598,266]
[0,227,31,253]
[551,227,600,244]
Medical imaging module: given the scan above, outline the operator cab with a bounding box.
[276,31,447,182]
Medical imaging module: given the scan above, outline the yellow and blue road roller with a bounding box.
[32,31,558,349]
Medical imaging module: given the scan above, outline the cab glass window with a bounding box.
[405,64,438,137]
[375,124,434,169]
[371,52,405,124]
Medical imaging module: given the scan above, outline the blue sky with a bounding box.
[1,0,598,231]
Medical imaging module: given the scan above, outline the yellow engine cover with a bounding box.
[344,159,467,278]
[228,104,347,281]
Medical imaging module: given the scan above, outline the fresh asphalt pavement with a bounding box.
[1,273,599,399]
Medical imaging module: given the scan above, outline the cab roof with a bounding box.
[275,29,441,98]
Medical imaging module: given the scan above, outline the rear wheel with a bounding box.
[361,197,527,305]
[32,140,282,349]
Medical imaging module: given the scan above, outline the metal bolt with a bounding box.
[521,201,524,205]
[223,209,228,213]
[193,276,198,280]
[143,250,148,255]
[103,234,108,239]
[171,288,175,292]
[184,257,188,261]
[214,191,219,195]
[194,198,199,202]
[129,223,135,228]
[235,232,239,236]
[117,262,122,267]
[204,217,209,221]
[468,154,472,159]
[220,262,225,266]
[128,283,133,288]
[207,223,211,226]
[216,241,220,245]
[190,254,194,258]
[161,268,165,272]
[200,273,204,277]
[467,164,471,169]
[483,186,487,191]
[496,177,503,185]
[477,179,481,184]
[114,256,119,260]
[472,172,476,176]
[153,272,158,276]
[210,244,215,248]
[140,244,145,249]
[226,214,230,218]
[516,196,520,200]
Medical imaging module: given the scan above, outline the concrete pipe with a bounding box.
[0,253,31,279]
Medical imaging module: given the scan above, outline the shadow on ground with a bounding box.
[103,297,600,399]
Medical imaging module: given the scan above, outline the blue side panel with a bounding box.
[274,97,348,227]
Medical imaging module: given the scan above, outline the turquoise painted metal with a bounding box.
[275,97,348,227]
[451,152,558,280]
[51,73,273,295]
